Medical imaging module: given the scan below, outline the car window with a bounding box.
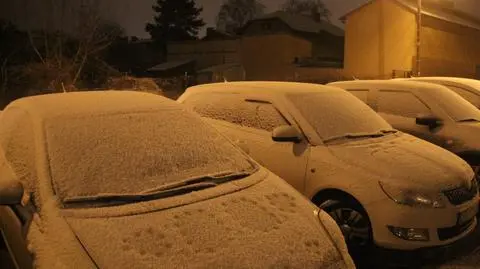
[443,85,480,107]
[287,91,393,141]
[377,90,431,118]
[183,93,289,131]
[346,89,369,103]
[44,109,256,201]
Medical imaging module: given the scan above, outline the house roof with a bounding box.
[244,11,344,37]
[340,0,480,31]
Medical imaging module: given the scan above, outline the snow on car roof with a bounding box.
[329,79,453,94]
[6,90,177,119]
[184,81,345,95]
[407,77,480,90]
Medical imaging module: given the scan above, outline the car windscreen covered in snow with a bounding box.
[425,86,480,122]
[45,109,256,201]
[287,91,394,141]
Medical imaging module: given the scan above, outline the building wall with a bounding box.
[420,16,480,78]
[167,39,241,70]
[345,0,480,79]
[344,0,416,79]
[241,34,312,80]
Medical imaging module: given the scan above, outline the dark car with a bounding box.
[0,91,355,269]
[328,80,480,179]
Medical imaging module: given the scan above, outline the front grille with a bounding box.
[437,218,475,241]
[443,178,478,206]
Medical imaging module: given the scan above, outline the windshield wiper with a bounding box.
[457,118,480,123]
[63,171,252,205]
[323,129,397,143]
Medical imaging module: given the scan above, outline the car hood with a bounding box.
[326,132,473,190]
[63,170,354,269]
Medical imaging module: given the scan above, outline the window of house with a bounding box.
[184,93,289,131]
[443,85,480,107]
[346,89,369,103]
[377,90,431,118]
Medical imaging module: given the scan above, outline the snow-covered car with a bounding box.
[329,80,480,180]
[178,81,479,251]
[0,91,355,269]
[396,77,480,109]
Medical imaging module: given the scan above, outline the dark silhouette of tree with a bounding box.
[216,0,265,34]
[281,0,331,21]
[145,0,205,53]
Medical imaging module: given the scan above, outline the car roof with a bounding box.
[5,90,179,120]
[185,81,345,95]
[405,77,480,89]
[328,79,451,94]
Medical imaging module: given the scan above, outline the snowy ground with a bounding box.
[354,219,480,269]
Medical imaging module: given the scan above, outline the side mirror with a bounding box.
[415,114,443,129]
[0,179,24,205]
[272,125,302,143]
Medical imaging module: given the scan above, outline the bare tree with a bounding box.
[22,0,124,92]
[216,0,265,34]
[282,0,331,22]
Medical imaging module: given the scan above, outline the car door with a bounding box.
[371,89,447,146]
[182,92,311,193]
[0,202,34,269]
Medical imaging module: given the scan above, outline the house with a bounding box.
[239,11,345,81]
[341,0,480,79]
[163,28,242,73]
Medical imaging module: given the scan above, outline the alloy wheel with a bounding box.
[328,207,371,247]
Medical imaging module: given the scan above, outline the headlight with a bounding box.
[379,181,446,208]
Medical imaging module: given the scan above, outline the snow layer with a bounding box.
[63,172,355,269]
[0,91,355,268]
[287,92,392,140]
[184,93,289,132]
[44,108,253,200]
[328,132,473,191]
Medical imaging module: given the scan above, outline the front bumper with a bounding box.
[367,195,479,250]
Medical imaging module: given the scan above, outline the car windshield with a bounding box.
[287,92,395,142]
[427,87,480,122]
[45,109,256,202]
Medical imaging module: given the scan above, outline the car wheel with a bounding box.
[318,199,372,250]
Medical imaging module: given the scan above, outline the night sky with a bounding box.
[1,0,479,38]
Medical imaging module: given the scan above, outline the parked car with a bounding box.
[328,80,480,180]
[0,91,355,269]
[178,81,479,252]
[396,77,480,109]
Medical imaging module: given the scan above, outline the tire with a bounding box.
[317,198,373,252]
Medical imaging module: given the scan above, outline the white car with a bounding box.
[0,91,355,269]
[178,81,479,251]
[396,77,480,109]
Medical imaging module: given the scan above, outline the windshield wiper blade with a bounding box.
[63,171,252,205]
[63,182,220,205]
[379,129,398,134]
[141,170,252,195]
[457,118,480,123]
[324,132,385,143]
